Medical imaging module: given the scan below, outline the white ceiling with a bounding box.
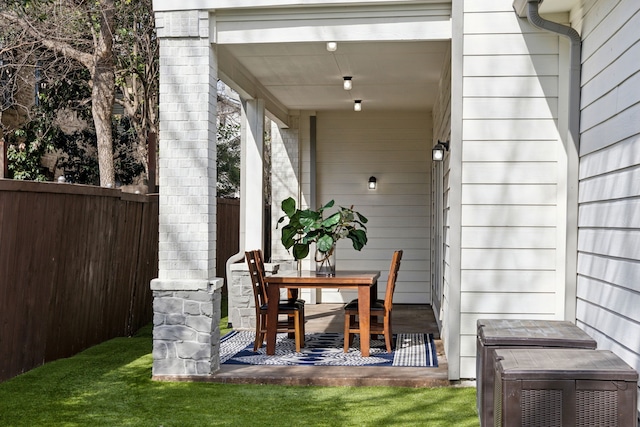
[218,1,572,115]
[221,40,450,113]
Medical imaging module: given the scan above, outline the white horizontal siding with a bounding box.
[578,229,640,259]
[316,110,431,304]
[463,55,559,77]
[461,270,557,292]
[578,164,640,203]
[456,0,566,380]
[462,119,560,141]
[579,199,640,228]
[580,101,640,156]
[462,184,557,205]
[463,76,558,97]
[462,205,556,227]
[463,140,558,162]
[463,34,559,55]
[461,226,556,248]
[461,292,556,314]
[462,163,558,184]
[463,98,557,119]
[462,248,556,270]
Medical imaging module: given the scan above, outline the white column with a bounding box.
[270,116,300,264]
[240,99,265,252]
[156,10,216,282]
[152,10,221,377]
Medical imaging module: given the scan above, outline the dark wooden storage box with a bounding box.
[477,319,597,427]
[493,348,638,427]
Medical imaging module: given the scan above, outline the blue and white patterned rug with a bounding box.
[220,331,438,367]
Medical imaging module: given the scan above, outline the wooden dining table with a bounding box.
[263,270,381,357]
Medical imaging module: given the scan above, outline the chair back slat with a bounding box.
[245,250,266,308]
[383,250,403,311]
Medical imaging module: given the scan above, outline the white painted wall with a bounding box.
[456,0,570,379]
[314,110,432,304]
[571,0,640,412]
[431,44,452,329]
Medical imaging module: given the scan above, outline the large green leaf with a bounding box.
[281,197,296,217]
[316,234,335,253]
[280,225,297,249]
[299,210,320,228]
[318,200,335,213]
[356,212,368,224]
[292,243,310,260]
[348,229,368,251]
[321,212,341,228]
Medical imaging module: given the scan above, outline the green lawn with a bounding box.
[0,302,479,427]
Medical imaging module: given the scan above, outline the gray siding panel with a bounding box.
[576,0,640,414]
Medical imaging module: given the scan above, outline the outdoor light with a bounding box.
[326,42,337,52]
[368,176,377,190]
[354,100,362,111]
[432,140,450,162]
[343,76,352,90]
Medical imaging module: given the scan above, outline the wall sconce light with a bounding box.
[343,76,352,90]
[354,100,362,111]
[326,42,337,52]
[432,140,450,161]
[368,176,377,190]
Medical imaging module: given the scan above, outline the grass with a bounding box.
[0,298,479,427]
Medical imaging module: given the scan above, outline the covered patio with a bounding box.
[151,0,453,381]
[166,303,449,387]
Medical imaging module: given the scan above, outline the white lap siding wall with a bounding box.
[572,0,640,414]
[453,0,569,379]
[315,110,432,305]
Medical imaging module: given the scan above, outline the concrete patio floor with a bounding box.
[206,304,450,387]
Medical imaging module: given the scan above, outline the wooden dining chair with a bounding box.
[245,250,305,352]
[254,249,305,306]
[343,250,403,353]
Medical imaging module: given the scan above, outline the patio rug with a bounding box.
[220,331,438,367]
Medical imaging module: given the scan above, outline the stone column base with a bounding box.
[151,278,224,378]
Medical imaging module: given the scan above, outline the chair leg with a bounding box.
[300,306,306,344]
[384,313,393,353]
[343,313,351,352]
[294,311,303,352]
[254,313,265,351]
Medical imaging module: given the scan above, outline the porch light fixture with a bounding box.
[368,176,377,190]
[326,42,337,52]
[354,100,362,111]
[343,76,352,90]
[432,140,450,161]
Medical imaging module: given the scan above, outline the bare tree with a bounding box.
[0,0,117,186]
[113,0,158,179]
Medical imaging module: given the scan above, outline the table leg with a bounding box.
[358,285,371,357]
[266,283,280,355]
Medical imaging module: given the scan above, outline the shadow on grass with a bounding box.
[0,297,478,426]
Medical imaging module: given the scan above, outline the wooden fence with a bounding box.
[0,180,247,382]
[0,180,158,382]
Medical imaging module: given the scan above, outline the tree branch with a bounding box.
[0,10,93,69]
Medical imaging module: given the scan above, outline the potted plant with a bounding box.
[277,197,368,275]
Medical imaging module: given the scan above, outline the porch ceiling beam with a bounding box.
[153,0,450,13]
[218,46,291,128]
[212,4,452,44]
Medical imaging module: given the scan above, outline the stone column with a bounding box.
[152,10,221,377]
[151,278,223,377]
[228,262,279,330]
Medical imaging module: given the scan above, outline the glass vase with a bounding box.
[315,244,336,276]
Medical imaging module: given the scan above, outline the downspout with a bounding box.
[525,0,581,152]
[517,0,581,321]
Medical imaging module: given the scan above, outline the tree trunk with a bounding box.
[93,0,116,187]
[93,61,115,187]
